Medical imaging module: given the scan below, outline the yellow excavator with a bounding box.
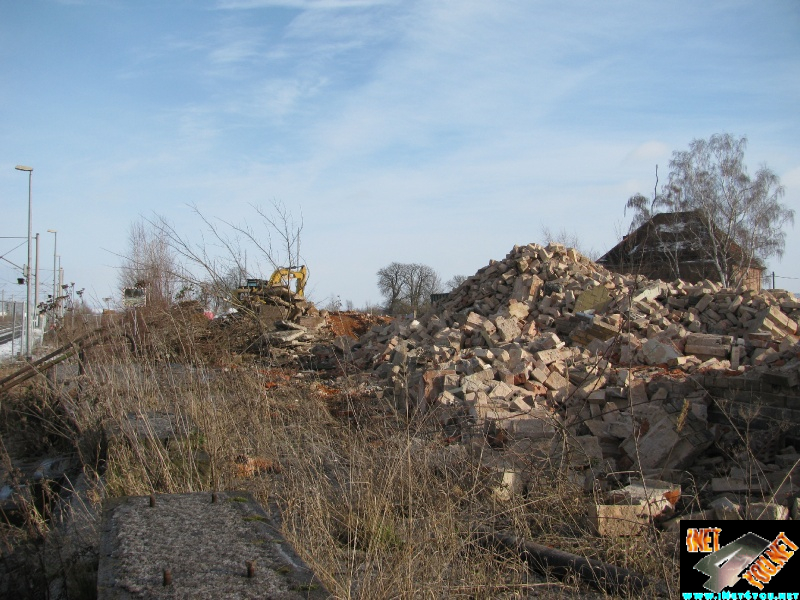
[233,265,308,312]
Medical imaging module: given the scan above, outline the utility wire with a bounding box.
[0,240,27,260]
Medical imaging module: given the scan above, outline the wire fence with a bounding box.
[1,300,39,360]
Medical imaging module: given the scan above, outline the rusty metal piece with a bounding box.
[163,568,172,586]
[246,560,255,578]
[211,492,218,503]
[149,494,156,507]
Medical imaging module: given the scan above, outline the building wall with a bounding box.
[600,260,762,291]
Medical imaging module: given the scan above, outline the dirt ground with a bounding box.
[325,311,392,339]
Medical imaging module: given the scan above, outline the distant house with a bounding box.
[596,211,764,291]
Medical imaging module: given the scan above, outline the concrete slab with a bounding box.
[98,491,328,599]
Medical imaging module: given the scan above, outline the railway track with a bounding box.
[0,321,22,346]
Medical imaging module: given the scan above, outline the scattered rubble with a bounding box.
[348,242,800,532]
[205,301,391,371]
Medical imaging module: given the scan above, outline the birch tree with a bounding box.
[626,133,793,287]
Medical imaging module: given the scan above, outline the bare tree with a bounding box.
[118,219,181,308]
[539,225,599,260]
[445,274,468,291]
[377,262,442,315]
[626,134,794,287]
[145,201,304,313]
[377,262,406,314]
[623,166,685,280]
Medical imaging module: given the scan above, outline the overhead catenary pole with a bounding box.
[34,232,40,328]
[11,301,17,357]
[48,230,57,322]
[15,165,33,359]
[58,258,63,317]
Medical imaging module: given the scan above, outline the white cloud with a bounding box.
[627,141,670,163]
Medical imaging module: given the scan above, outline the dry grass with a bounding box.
[0,308,681,599]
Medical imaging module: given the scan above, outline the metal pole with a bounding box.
[35,232,40,329]
[48,230,57,322]
[12,301,17,357]
[15,166,33,359]
[26,172,32,357]
[58,259,63,318]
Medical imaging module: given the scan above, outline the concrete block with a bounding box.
[685,344,729,358]
[709,496,742,520]
[695,293,714,312]
[550,435,604,468]
[492,469,524,501]
[494,315,522,342]
[628,378,648,406]
[465,312,496,336]
[573,374,608,401]
[488,381,516,401]
[97,492,328,599]
[534,348,560,365]
[744,502,789,520]
[530,366,549,383]
[607,479,681,508]
[606,415,635,439]
[537,332,564,350]
[584,418,611,437]
[574,285,612,313]
[507,301,530,320]
[543,370,569,392]
[507,411,557,439]
[711,477,759,493]
[418,369,458,413]
[510,396,534,412]
[511,274,544,302]
[632,283,662,303]
[588,503,654,536]
[622,416,707,471]
[642,338,683,365]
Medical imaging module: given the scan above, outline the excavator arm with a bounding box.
[267,265,308,297]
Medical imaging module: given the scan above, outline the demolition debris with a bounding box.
[347,242,800,533]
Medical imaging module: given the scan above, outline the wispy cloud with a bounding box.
[625,142,671,167]
[208,37,264,65]
[216,0,393,10]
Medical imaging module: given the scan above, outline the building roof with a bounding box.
[597,210,764,272]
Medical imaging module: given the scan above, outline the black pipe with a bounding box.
[476,528,668,596]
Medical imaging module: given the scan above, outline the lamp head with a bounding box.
[15,165,33,172]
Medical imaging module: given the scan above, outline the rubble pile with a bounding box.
[228,302,391,371]
[350,242,800,531]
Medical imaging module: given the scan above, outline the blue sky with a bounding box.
[1,0,799,310]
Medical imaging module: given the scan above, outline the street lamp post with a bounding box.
[47,229,57,320]
[15,165,33,359]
